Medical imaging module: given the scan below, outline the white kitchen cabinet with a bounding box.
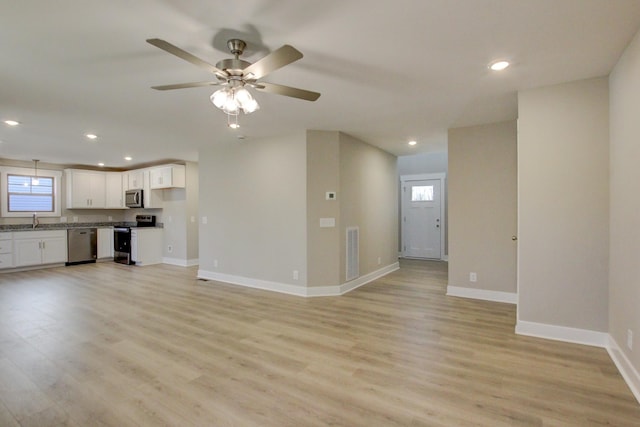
[0,232,13,269]
[105,172,125,209]
[149,164,186,189]
[128,170,144,190]
[65,169,106,208]
[131,228,162,266]
[13,230,67,267]
[143,170,163,209]
[97,228,114,259]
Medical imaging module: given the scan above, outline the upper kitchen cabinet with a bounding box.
[105,172,125,209]
[149,164,185,189]
[65,169,106,208]
[128,170,144,190]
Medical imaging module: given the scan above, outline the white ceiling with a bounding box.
[2,0,640,168]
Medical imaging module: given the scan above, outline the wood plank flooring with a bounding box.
[0,259,639,426]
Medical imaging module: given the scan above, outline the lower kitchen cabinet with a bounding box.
[97,228,114,259]
[0,232,13,269]
[13,230,67,267]
[131,228,162,266]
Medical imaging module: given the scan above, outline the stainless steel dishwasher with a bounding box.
[66,228,97,265]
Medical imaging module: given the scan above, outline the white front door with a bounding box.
[402,178,442,259]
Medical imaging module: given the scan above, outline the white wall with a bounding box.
[397,151,448,176]
[609,28,640,377]
[517,77,609,333]
[198,133,308,287]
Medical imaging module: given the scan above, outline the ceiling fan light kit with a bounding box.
[146,37,320,129]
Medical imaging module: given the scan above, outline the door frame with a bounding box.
[400,173,447,260]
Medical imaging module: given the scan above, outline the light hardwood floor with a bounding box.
[0,259,639,426]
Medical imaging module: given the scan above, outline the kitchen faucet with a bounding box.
[32,213,39,229]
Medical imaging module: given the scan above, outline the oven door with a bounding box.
[113,227,133,264]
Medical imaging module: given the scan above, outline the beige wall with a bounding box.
[609,29,640,372]
[186,162,199,261]
[306,131,341,286]
[517,77,609,331]
[339,133,398,281]
[306,131,398,286]
[198,133,308,286]
[448,121,517,294]
[161,162,198,264]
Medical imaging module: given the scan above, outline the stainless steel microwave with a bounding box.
[125,189,143,208]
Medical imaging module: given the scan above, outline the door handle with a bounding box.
[512,236,517,241]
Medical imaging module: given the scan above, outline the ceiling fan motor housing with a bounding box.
[215,58,251,76]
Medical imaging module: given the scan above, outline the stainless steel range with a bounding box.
[114,215,156,265]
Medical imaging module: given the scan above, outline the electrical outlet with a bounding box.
[72,216,78,223]
[628,329,633,350]
[377,257,382,265]
[108,216,113,221]
[293,270,299,280]
[167,245,173,253]
[202,216,208,224]
[213,259,218,268]
[470,272,477,282]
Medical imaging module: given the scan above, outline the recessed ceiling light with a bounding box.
[98,162,105,167]
[124,156,132,161]
[4,120,20,126]
[489,60,510,71]
[408,140,417,146]
[85,133,98,140]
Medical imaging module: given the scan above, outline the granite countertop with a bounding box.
[0,222,163,231]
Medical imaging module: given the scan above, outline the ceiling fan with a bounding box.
[146,38,320,127]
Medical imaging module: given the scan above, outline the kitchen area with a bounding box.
[0,160,199,272]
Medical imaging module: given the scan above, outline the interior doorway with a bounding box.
[401,173,446,259]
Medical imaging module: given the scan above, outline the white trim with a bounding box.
[339,262,399,295]
[400,173,446,260]
[163,257,199,267]
[446,285,517,304]
[197,262,400,298]
[0,166,62,218]
[197,269,309,296]
[515,320,608,347]
[607,335,640,404]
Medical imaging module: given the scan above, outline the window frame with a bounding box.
[0,166,62,217]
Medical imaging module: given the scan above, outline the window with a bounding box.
[411,185,434,201]
[1,166,62,217]
[8,174,55,212]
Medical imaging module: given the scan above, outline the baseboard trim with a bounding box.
[446,285,517,304]
[163,257,199,267]
[197,262,399,298]
[515,320,608,348]
[197,270,308,296]
[339,262,400,295]
[607,335,640,404]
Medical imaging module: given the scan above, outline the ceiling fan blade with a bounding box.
[151,81,222,91]
[242,45,303,80]
[146,38,227,78]
[255,82,320,101]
